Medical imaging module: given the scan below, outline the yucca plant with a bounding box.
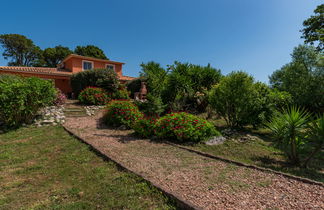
[303,114,324,168]
[266,107,311,165]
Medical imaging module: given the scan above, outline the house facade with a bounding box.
[0,54,135,95]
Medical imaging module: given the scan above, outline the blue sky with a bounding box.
[0,0,321,82]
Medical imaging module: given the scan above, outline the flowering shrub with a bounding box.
[104,100,143,128]
[155,112,220,143]
[133,116,158,138]
[78,87,110,105]
[54,88,67,106]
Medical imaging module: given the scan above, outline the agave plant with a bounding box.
[303,114,324,168]
[266,107,311,165]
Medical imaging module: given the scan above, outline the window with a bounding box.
[106,64,115,70]
[82,60,93,70]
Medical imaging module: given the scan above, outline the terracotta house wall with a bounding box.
[54,78,72,93]
[63,57,123,76]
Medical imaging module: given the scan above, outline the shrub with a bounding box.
[70,69,120,96]
[0,75,56,127]
[155,112,220,143]
[78,87,110,105]
[135,94,166,116]
[266,107,311,165]
[54,88,67,106]
[111,86,130,100]
[104,100,143,128]
[133,116,158,138]
[209,71,257,128]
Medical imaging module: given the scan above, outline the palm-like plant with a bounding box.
[266,107,311,165]
[303,114,324,168]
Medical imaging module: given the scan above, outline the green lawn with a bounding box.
[0,126,175,210]
[191,118,324,183]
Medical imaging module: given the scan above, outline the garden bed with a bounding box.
[64,111,324,209]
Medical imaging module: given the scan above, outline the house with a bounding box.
[0,54,135,95]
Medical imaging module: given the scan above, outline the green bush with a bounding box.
[111,86,130,100]
[155,112,220,143]
[133,116,158,138]
[209,71,257,128]
[78,87,110,105]
[104,100,143,128]
[0,75,56,127]
[70,69,120,96]
[135,94,166,116]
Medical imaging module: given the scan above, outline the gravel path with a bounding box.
[64,112,324,210]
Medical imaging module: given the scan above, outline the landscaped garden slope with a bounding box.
[0,126,175,209]
[64,112,324,210]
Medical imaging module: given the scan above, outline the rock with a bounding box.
[118,125,128,130]
[205,136,226,145]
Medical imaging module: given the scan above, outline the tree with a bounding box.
[74,45,108,59]
[301,4,324,51]
[0,34,42,66]
[269,45,324,112]
[42,45,73,67]
[209,71,257,128]
[163,62,222,111]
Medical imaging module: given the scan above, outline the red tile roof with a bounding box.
[0,66,72,76]
[119,75,137,81]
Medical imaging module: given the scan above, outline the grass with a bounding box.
[0,126,176,210]
[191,117,324,183]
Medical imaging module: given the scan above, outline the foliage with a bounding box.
[155,112,220,143]
[209,71,257,127]
[126,77,146,98]
[111,86,130,100]
[42,45,73,67]
[266,107,311,165]
[74,45,108,60]
[135,94,166,116]
[163,62,222,112]
[104,100,143,128]
[0,34,42,66]
[303,114,324,167]
[54,88,67,106]
[301,4,324,51]
[70,68,120,96]
[269,45,324,112]
[133,116,158,138]
[78,87,110,105]
[0,75,56,127]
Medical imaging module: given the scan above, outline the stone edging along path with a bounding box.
[63,112,324,210]
[63,126,200,210]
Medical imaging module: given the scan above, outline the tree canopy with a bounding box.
[0,34,42,66]
[269,45,324,112]
[74,45,108,60]
[42,45,73,67]
[301,4,324,51]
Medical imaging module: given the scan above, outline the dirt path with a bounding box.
[64,111,324,210]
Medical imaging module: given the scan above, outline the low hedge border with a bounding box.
[63,126,201,210]
[166,142,324,187]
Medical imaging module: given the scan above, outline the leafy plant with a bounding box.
[266,107,311,165]
[133,116,158,138]
[70,68,120,96]
[78,87,110,105]
[135,94,166,116]
[0,75,56,127]
[104,100,143,128]
[303,114,324,167]
[155,112,220,143]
